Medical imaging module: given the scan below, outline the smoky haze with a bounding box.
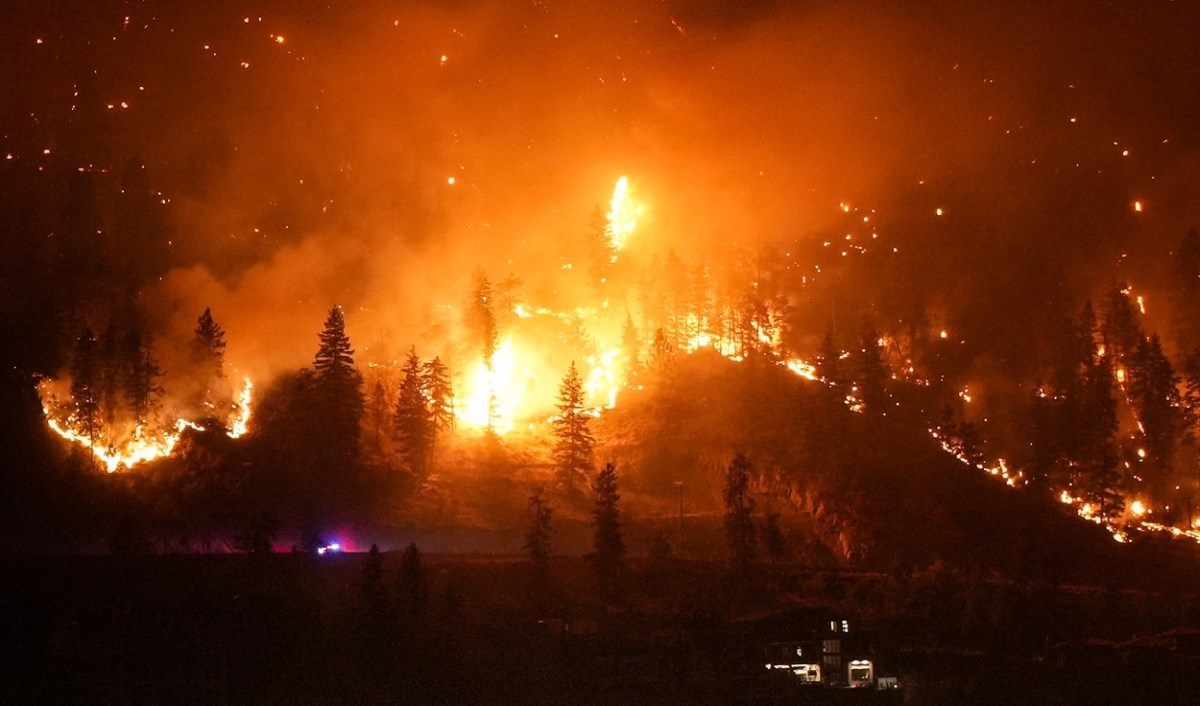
[4,0,1198,390]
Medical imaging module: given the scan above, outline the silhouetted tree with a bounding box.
[360,544,386,610]
[552,362,594,491]
[122,328,163,426]
[394,347,432,476]
[1080,356,1124,519]
[1129,333,1181,501]
[397,542,426,622]
[1100,284,1141,367]
[192,307,226,380]
[591,462,625,592]
[724,453,757,571]
[369,379,389,447]
[312,306,364,464]
[525,486,553,570]
[423,356,454,438]
[1172,228,1200,350]
[191,308,227,416]
[815,325,845,388]
[233,513,278,554]
[70,328,101,445]
[471,273,499,431]
[853,321,889,413]
[761,511,789,563]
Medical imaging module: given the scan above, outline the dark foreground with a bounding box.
[2,552,1198,705]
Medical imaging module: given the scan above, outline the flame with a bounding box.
[228,378,253,438]
[584,347,622,410]
[458,338,528,434]
[40,377,255,473]
[605,176,642,256]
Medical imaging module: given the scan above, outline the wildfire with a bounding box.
[41,377,255,473]
[458,338,527,434]
[584,347,622,411]
[605,176,642,257]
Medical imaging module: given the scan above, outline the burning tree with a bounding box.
[471,273,499,432]
[312,306,364,464]
[723,452,757,572]
[69,328,101,447]
[191,308,227,416]
[552,362,595,491]
[591,462,625,593]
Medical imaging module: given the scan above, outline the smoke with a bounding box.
[20,0,1186,389]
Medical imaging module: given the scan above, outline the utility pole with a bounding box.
[674,481,684,557]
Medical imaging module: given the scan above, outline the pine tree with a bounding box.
[394,347,432,476]
[815,325,845,387]
[525,486,553,570]
[422,356,454,437]
[552,362,595,490]
[191,307,228,415]
[854,321,889,413]
[592,462,625,591]
[761,511,789,563]
[1080,355,1124,519]
[1128,333,1181,500]
[397,542,426,622]
[723,452,757,571]
[1100,285,1141,367]
[312,306,365,464]
[1183,347,1200,434]
[192,307,226,380]
[70,328,101,445]
[649,326,674,376]
[97,325,121,429]
[471,274,500,432]
[1172,228,1200,351]
[122,328,163,426]
[359,543,388,626]
[370,379,389,446]
[621,313,641,379]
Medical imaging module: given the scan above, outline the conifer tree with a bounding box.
[1080,355,1124,519]
[191,307,228,415]
[70,328,101,445]
[394,347,432,476]
[312,306,364,463]
[397,542,426,622]
[761,511,789,563]
[1100,285,1141,367]
[422,356,454,437]
[621,313,641,379]
[591,462,625,591]
[1129,333,1181,499]
[122,329,163,426]
[552,362,595,490]
[853,321,889,413]
[724,452,757,571]
[359,543,388,626]
[815,325,845,388]
[192,307,226,380]
[471,273,499,432]
[525,486,553,570]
